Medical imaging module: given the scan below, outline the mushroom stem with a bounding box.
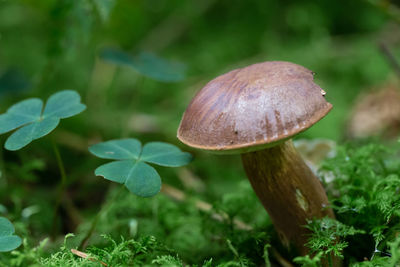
[241,139,335,255]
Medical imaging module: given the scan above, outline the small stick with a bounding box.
[270,247,294,267]
[177,168,206,192]
[379,42,400,78]
[71,249,108,266]
[161,184,252,231]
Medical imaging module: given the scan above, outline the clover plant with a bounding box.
[89,139,192,197]
[100,48,186,82]
[0,90,86,150]
[0,217,21,252]
[0,90,86,238]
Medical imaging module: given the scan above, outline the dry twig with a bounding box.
[70,249,108,266]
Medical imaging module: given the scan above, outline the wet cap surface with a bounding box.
[178,61,332,154]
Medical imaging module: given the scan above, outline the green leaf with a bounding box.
[43,90,86,119]
[95,160,136,184]
[95,160,161,197]
[100,48,132,66]
[0,98,42,134]
[89,139,141,160]
[0,90,86,150]
[100,48,186,82]
[133,52,186,82]
[141,142,192,167]
[5,117,60,151]
[125,162,161,197]
[0,217,22,252]
[89,138,192,198]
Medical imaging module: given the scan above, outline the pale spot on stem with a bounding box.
[296,189,309,212]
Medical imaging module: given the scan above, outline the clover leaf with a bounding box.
[0,217,22,252]
[89,139,192,197]
[0,90,86,151]
[100,48,186,82]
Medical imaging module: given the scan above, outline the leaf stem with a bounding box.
[328,254,333,267]
[379,43,400,79]
[0,144,5,179]
[78,185,125,250]
[52,137,67,186]
[51,136,68,239]
[106,67,121,107]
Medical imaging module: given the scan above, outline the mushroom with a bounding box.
[177,61,335,255]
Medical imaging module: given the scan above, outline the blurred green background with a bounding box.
[0,0,398,142]
[0,0,399,264]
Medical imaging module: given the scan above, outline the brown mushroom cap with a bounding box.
[178,61,332,154]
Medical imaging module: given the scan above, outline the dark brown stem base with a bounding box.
[241,140,335,255]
